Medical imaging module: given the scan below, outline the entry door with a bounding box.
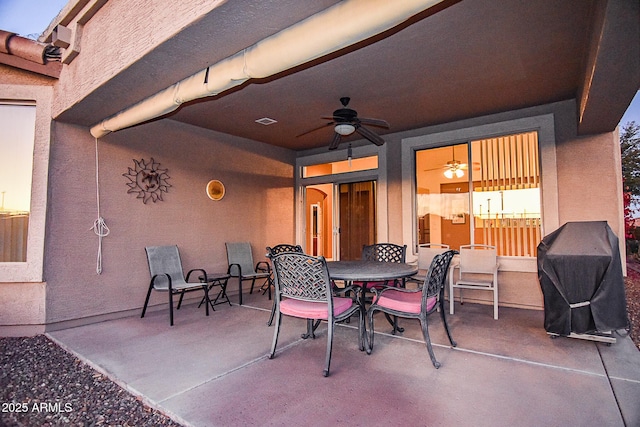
[339,181,376,260]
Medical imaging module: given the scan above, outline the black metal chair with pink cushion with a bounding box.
[367,250,457,368]
[265,244,304,326]
[268,251,365,377]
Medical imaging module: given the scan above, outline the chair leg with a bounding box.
[449,276,455,315]
[358,306,366,352]
[269,311,282,359]
[419,314,440,368]
[324,318,335,377]
[266,299,276,326]
[366,308,376,355]
[177,290,186,309]
[439,299,457,347]
[249,278,256,294]
[238,277,243,305]
[169,290,174,326]
[141,283,154,318]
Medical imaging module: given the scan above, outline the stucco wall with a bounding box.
[44,119,295,327]
[556,131,625,237]
[0,283,46,336]
[0,64,56,86]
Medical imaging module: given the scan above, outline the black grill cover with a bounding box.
[537,221,628,335]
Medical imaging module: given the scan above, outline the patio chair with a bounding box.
[409,243,450,285]
[367,250,457,368]
[356,243,407,333]
[268,251,365,377]
[226,242,271,305]
[141,245,211,326]
[358,243,407,289]
[265,244,304,326]
[450,244,499,319]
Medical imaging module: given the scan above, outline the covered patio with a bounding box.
[47,294,640,426]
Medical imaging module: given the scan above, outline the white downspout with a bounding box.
[90,0,444,138]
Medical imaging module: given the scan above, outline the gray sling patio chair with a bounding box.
[268,251,365,377]
[266,244,304,326]
[226,242,271,305]
[367,250,457,368]
[141,245,212,326]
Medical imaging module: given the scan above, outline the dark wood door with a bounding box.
[339,181,376,260]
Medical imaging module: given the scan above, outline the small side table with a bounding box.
[198,273,231,310]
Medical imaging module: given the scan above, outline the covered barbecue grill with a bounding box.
[537,221,628,341]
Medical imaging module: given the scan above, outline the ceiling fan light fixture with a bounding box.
[444,168,454,179]
[335,123,355,136]
[455,168,464,178]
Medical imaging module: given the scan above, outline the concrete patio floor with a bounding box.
[47,292,640,427]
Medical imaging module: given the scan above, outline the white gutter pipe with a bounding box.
[90,0,444,138]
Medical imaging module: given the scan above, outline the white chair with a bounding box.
[449,244,499,319]
[412,243,450,284]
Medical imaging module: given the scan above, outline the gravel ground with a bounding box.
[1,265,638,426]
[0,335,183,427]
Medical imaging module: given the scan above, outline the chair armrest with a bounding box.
[255,261,271,273]
[186,268,207,283]
[151,273,173,290]
[339,283,362,296]
[371,285,421,298]
[227,263,242,277]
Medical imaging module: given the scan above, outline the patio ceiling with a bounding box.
[56,0,640,151]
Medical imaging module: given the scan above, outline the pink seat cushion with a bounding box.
[374,290,437,314]
[280,296,353,319]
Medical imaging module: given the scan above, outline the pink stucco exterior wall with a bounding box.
[44,119,295,328]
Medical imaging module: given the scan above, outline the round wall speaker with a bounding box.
[206,180,225,201]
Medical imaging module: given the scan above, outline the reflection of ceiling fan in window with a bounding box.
[424,145,478,179]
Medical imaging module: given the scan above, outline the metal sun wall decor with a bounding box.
[123,158,171,203]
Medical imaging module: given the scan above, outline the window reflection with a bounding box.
[415,132,541,257]
[0,102,35,262]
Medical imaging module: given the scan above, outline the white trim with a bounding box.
[401,114,558,269]
[0,85,52,282]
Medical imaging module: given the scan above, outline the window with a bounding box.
[302,155,378,178]
[415,131,541,257]
[0,101,36,262]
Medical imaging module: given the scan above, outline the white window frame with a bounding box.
[295,143,388,253]
[0,85,52,282]
[401,114,558,273]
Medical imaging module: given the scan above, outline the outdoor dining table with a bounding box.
[327,260,419,333]
[326,260,418,285]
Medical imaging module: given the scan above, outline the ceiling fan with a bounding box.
[297,97,390,150]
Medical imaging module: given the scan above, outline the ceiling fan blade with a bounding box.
[358,117,390,128]
[356,125,385,146]
[328,132,342,150]
[296,121,334,138]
